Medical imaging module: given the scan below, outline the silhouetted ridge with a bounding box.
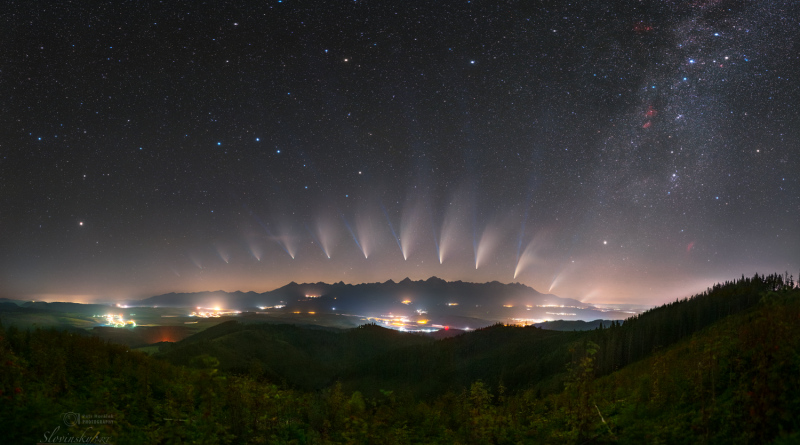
[130,277,580,314]
[588,272,793,375]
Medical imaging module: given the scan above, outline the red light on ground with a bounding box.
[445,326,449,330]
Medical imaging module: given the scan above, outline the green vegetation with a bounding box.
[156,322,432,389]
[1,273,798,444]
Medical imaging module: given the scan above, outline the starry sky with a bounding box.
[1,0,798,305]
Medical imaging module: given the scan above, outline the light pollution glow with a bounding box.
[5,187,789,307]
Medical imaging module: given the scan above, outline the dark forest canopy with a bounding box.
[1,273,798,444]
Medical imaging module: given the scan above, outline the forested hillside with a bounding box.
[156,321,432,389]
[1,273,797,444]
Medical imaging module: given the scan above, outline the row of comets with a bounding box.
[182,201,585,293]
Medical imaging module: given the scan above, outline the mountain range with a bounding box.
[128,277,635,325]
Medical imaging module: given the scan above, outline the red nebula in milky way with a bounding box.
[687,241,695,253]
[642,106,657,128]
[633,22,653,33]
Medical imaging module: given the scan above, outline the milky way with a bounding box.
[1,0,797,304]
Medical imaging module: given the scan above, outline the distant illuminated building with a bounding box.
[190,307,241,318]
[96,314,136,328]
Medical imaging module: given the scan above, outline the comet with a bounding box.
[514,231,548,279]
[475,224,502,270]
[381,203,404,259]
[304,223,330,258]
[516,208,529,266]
[472,206,479,269]
[248,244,262,261]
[340,213,367,258]
[256,218,292,258]
[400,200,422,261]
[214,245,230,264]
[426,203,441,263]
[241,203,292,258]
[277,231,297,259]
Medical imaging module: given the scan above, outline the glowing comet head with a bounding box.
[309,220,335,258]
[248,244,262,261]
[340,213,367,258]
[475,224,501,270]
[549,271,565,292]
[214,245,230,264]
[277,231,297,259]
[399,200,424,261]
[381,203,404,258]
[355,212,377,259]
[514,231,550,279]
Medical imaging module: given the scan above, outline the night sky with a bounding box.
[1,0,798,305]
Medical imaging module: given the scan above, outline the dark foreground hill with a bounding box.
[155,321,432,389]
[154,273,792,399]
[535,319,613,330]
[1,273,798,444]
